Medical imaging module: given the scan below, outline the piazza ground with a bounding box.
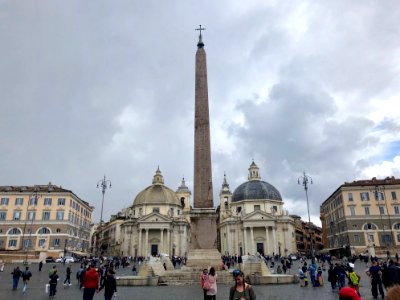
[0,260,384,299]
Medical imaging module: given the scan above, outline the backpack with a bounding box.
[349,272,359,285]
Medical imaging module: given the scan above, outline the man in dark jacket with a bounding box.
[99,268,117,300]
[11,266,22,290]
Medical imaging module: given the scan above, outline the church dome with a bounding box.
[133,167,181,206]
[231,161,282,202]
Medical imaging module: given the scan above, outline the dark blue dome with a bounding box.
[232,180,282,202]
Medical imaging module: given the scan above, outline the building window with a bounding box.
[15,198,24,206]
[379,206,385,215]
[354,234,360,242]
[56,228,61,233]
[152,207,159,213]
[8,239,17,247]
[28,211,36,220]
[254,205,261,211]
[13,211,21,220]
[375,192,384,201]
[23,239,32,248]
[53,238,60,247]
[58,198,65,206]
[360,192,369,201]
[9,228,22,235]
[363,223,377,230]
[38,227,50,234]
[272,205,278,212]
[349,207,356,216]
[368,234,374,242]
[348,193,353,201]
[44,198,52,206]
[170,208,174,216]
[29,197,37,206]
[394,223,400,230]
[38,239,46,247]
[364,207,370,215]
[392,192,397,201]
[56,211,64,220]
[352,224,357,229]
[0,198,9,205]
[395,206,400,215]
[0,211,6,220]
[42,211,51,220]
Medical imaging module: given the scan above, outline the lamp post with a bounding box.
[371,185,393,248]
[22,187,41,265]
[96,175,111,256]
[298,171,314,258]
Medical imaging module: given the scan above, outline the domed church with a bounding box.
[119,167,191,257]
[218,161,296,256]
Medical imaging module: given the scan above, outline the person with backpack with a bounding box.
[200,268,209,300]
[21,266,32,293]
[348,266,360,295]
[11,266,22,290]
[49,269,59,298]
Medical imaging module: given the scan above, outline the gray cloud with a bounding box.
[1,1,399,225]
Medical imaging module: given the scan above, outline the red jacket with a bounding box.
[82,268,99,289]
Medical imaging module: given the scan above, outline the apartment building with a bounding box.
[320,177,400,256]
[0,183,93,259]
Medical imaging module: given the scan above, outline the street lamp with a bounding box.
[298,171,314,258]
[22,187,41,265]
[96,175,111,255]
[371,185,393,248]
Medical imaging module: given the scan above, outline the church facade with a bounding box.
[118,167,191,257]
[106,162,296,258]
[218,162,296,257]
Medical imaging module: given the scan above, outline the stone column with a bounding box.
[183,226,187,256]
[167,229,171,255]
[145,228,149,256]
[265,226,269,254]
[138,228,142,256]
[160,229,164,253]
[272,227,277,255]
[250,226,255,255]
[243,227,247,255]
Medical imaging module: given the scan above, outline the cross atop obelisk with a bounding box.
[193,25,213,209]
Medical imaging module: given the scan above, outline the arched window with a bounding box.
[37,227,50,234]
[363,223,377,230]
[394,223,400,230]
[8,228,22,235]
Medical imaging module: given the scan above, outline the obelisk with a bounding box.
[193,25,213,209]
[187,25,220,268]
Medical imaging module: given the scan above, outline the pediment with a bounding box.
[138,212,171,223]
[241,210,275,221]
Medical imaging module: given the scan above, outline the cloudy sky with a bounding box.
[1,1,399,226]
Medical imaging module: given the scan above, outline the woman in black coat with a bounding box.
[99,268,117,300]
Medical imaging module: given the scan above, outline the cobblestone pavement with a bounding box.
[0,260,385,299]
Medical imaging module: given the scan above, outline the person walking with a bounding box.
[229,269,256,300]
[206,267,217,300]
[82,264,99,300]
[328,264,338,291]
[11,266,22,290]
[64,265,72,286]
[367,260,384,299]
[21,266,32,293]
[200,268,209,300]
[49,269,59,298]
[98,268,117,300]
[39,261,43,272]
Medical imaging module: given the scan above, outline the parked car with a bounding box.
[55,256,75,263]
[45,256,55,263]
